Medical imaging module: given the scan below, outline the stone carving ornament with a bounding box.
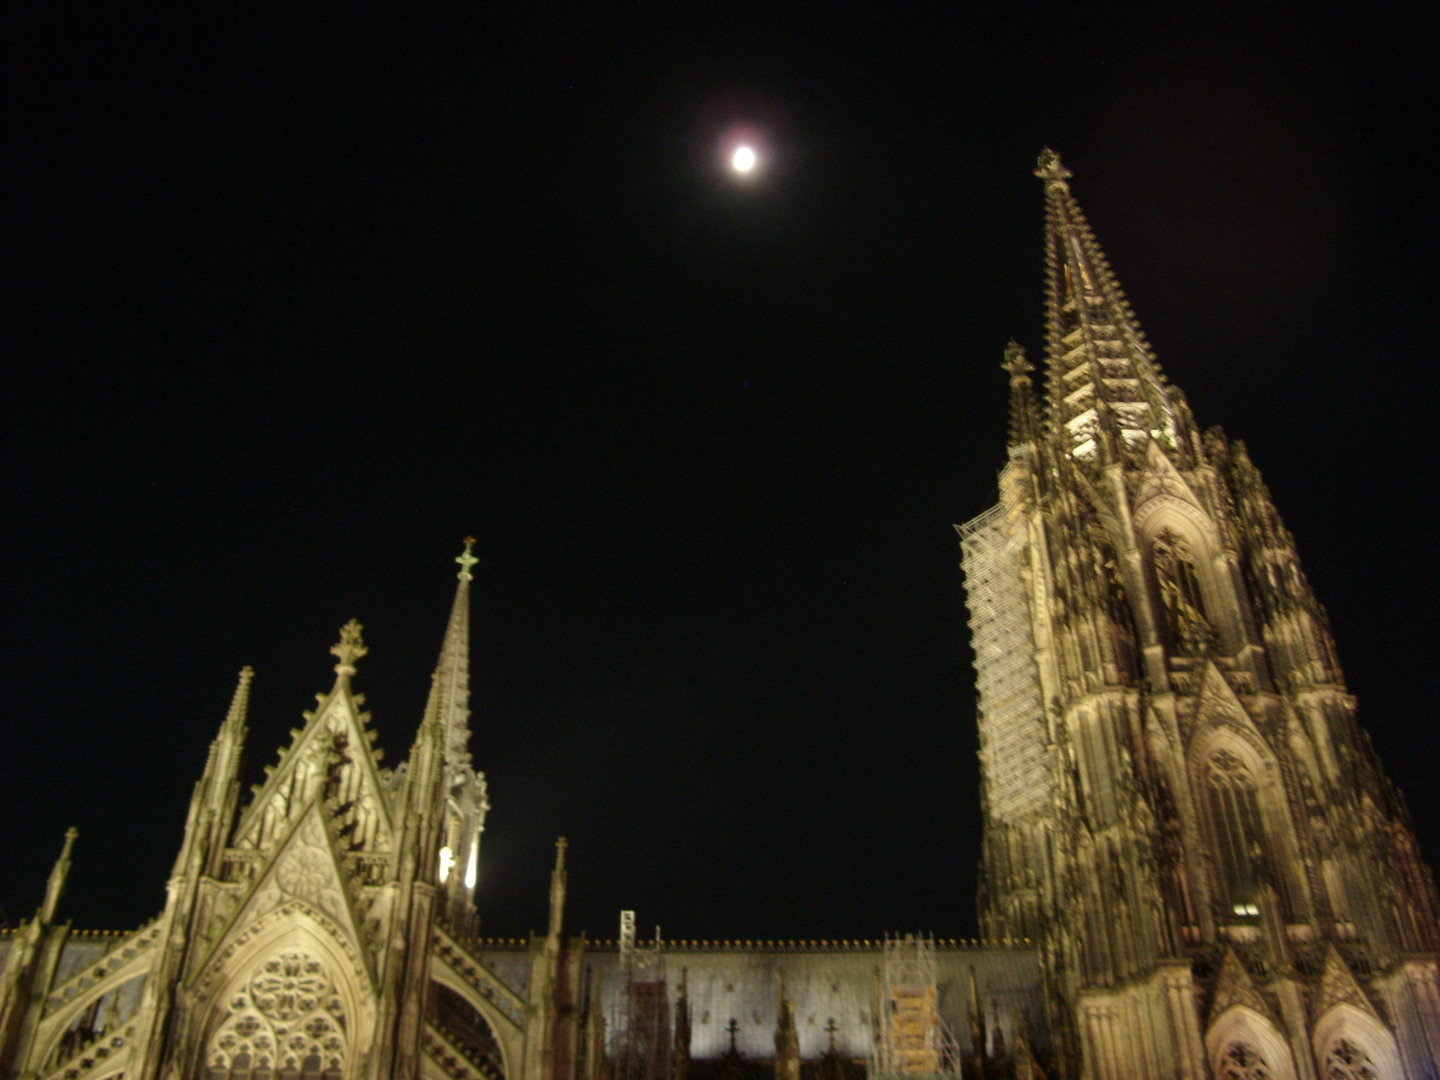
[1217,1042,1273,1080]
[1324,1039,1378,1080]
[259,813,347,926]
[251,953,330,1023]
[207,949,346,1079]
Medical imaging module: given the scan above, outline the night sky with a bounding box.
[4,6,1438,943]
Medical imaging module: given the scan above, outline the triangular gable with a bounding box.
[201,801,373,988]
[1185,661,1265,753]
[1196,662,1250,725]
[1209,948,1272,1026]
[1067,462,1126,550]
[1134,439,1202,512]
[1314,946,1377,1022]
[233,681,394,852]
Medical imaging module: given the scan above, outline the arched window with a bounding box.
[1207,750,1267,919]
[205,950,347,1080]
[1217,1041,1274,1080]
[1324,1039,1380,1080]
[1153,529,1213,653]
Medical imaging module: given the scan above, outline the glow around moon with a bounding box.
[731,145,757,173]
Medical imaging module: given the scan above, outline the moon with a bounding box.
[731,145,757,173]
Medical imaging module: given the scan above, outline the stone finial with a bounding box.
[331,619,368,676]
[554,835,568,872]
[1034,147,1072,186]
[1002,340,1033,378]
[457,536,479,580]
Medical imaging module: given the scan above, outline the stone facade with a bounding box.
[3,154,1438,1080]
[958,150,1440,1078]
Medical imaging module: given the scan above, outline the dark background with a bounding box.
[3,5,1437,942]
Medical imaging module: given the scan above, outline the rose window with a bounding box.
[251,953,329,1022]
[206,949,347,1080]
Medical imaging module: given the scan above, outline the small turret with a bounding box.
[548,837,568,940]
[40,827,77,926]
[1003,340,1039,450]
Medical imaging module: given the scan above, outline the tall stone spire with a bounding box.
[435,537,477,767]
[429,538,490,931]
[1036,148,1178,463]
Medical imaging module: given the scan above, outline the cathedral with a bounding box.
[2,152,1438,1080]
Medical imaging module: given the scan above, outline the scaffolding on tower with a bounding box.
[870,935,960,1080]
[958,498,1051,825]
[615,911,671,1080]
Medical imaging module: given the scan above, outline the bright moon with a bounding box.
[731,145,757,173]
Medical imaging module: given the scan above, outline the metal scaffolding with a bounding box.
[958,501,1050,824]
[615,912,670,1080]
[870,935,959,1080]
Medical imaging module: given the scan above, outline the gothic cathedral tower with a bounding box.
[960,151,1440,1080]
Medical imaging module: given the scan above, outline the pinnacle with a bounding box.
[331,619,368,676]
[457,535,478,580]
[226,666,254,728]
[1002,340,1032,378]
[1034,147,1071,186]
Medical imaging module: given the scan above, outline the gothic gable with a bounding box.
[198,803,373,992]
[1313,947,1377,1023]
[1131,440,1209,539]
[1185,662,1266,756]
[1208,949,1272,1027]
[232,676,394,855]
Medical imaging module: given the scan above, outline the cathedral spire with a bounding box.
[1036,148,1178,462]
[434,537,477,767]
[429,539,490,931]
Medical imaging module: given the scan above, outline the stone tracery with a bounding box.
[1324,1038,1380,1080]
[207,950,346,1080]
[1216,1041,1273,1080]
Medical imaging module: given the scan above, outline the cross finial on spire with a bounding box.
[1034,147,1071,187]
[457,536,479,580]
[1002,340,1033,378]
[331,619,368,675]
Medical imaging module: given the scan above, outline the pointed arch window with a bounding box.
[1153,529,1213,653]
[205,950,347,1080]
[1324,1039,1380,1080]
[1216,1042,1274,1080]
[1206,750,1267,919]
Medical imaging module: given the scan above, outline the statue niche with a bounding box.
[1152,529,1215,655]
